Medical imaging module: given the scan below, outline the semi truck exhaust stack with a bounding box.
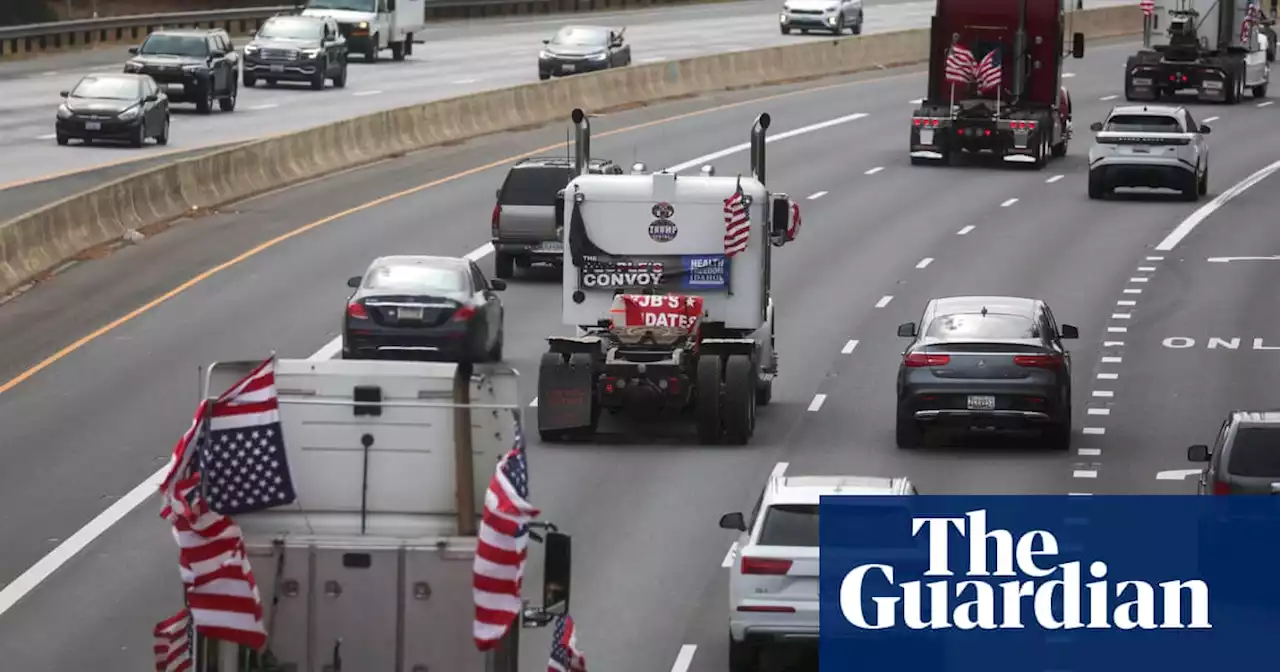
[571,108,591,176]
[750,113,771,184]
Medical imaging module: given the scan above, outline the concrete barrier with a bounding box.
[0,4,1142,295]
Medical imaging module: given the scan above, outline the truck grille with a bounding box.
[260,48,299,60]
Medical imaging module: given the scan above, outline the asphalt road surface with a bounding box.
[1,31,1276,672]
[0,0,1136,207]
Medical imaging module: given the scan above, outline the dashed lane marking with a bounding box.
[35,133,56,140]
[1000,198,1019,207]
[808,191,827,199]
[1146,255,1164,261]
[807,394,827,412]
[1123,288,1143,294]
[1202,116,1219,123]
[1101,356,1122,363]
[1073,470,1098,478]
[1111,313,1132,319]
[1092,391,1114,398]
[1107,326,1128,333]
[1117,300,1136,306]
[1137,266,1156,271]
[672,644,698,672]
[1258,101,1274,107]
[1083,427,1106,435]
[957,225,975,235]
[529,397,538,407]
[1046,174,1064,183]
[1097,372,1118,380]
[353,90,382,96]
[249,103,279,110]
[1087,408,1111,416]
[1063,72,1076,78]
[1129,277,1149,283]
[452,78,479,84]
[916,257,933,269]
[1157,469,1202,481]
[1078,448,1102,456]
[1103,341,1124,347]
[875,295,893,308]
[865,166,884,174]
[841,339,859,354]
[1100,94,1118,100]
[909,98,923,104]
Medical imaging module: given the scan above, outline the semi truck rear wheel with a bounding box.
[722,354,756,445]
[695,355,723,444]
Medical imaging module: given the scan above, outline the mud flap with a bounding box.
[537,352,597,432]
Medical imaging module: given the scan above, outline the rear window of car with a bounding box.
[1226,427,1280,477]
[140,34,209,57]
[758,502,919,549]
[364,264,467,294]
[1104,114,1183,133]
[757,504,819,547]
[924,312,1037,340]
[499,167,574,206]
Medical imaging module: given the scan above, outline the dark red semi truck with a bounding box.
[909,0,1086,168]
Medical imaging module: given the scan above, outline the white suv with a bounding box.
[717,462,916,672]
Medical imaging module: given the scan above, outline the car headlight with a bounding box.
[56,104,72,119]
[357,21,369,28]
[539,50,552,59]
[244,45,259,54]
[118,105,141,120]
[301,48,322,58]
[782,2,790,9]
[124,60,143,72]
[588,52,607,60]
[182,64,207,73]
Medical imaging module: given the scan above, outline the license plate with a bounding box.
[166,83,183,92]
[1129,146,1150,153]
[919,129,934,145]
[1133,77,1152,86]
[398,307,423,320]
[538,241,564,252]
[84,121,101,130]
[967,395,996,410]
[561,64,576,73]
[270,64,285,73]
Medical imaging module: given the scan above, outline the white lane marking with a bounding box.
[1156,157,1280,251]
[637,56,665,63]
[1000,198,1019,207]
[1202,116,1219,123]
[1157,469,1202,481]
[1146,255,1164,261]
[957,225,975,235]
[464,243,493,261]
[1137,266,1157,272]
[452,78,479,84]
[1207,255,1280,263]
[1078,448,1102,456]
[807,394,827,412]
[1103,341,1124,347]
[1046,174,1064,183]
[808,191,827,200]
[909,98,924,104]
[1100,94,1118,100]
[841,339,859,354]
[665,112,868,173]
[1258,101,1274,107]
[1073,470,1097,479]
[1097,372,1118,380]
[529,397,538,407]
[353,90,383,96]
[671,644,697,672]
[309,336,344,361]
[1107,327,1128,333]
[721,543,737,568]
[1063,72,1076,78]
[41,70,58,76]
[1101,356,1122,363]
[1129,277,1149,283]
[1069,492,1093,496]
[1117,300,1136,306]
[1123,288,1142,294]
[865,166,884,175]
[1092,390,1114,398]
[915,257,933,269]
[249,103,279,110]
[35,133,57,140]
[1083,427,1106,435]
[874,295,893,308]
[1111,313,1132,319]
[1087,408,1111,416]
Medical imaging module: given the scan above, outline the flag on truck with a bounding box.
[788,200,802,240]
[474,411,542,650]
[547,614,587,672]
[153,607,193,672]
[945,42,977,84]
[976,46,1003,94]
[723,177,750,257]
[1242,1,1260,41]
[1141,0,1154,16]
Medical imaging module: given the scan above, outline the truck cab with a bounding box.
[303,0,424,62]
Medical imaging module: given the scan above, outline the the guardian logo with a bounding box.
[840,510,1211,631]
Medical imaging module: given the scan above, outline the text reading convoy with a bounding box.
[839,510,1211,630]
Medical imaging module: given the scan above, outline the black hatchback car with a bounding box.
[243,15,348,89]
[894,296,1079,450]
[538,25,632,80]
[124,28,239,114]
[1188,411,1280,494]
[343,255,506,362]
[55,73,170,147]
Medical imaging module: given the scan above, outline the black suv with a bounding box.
[491,157,624,279]
[125,28,239,114]
[243,15,348,89]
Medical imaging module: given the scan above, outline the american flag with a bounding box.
[1242,1,1259,41]
[945,42,977,85]
[723,179,750,257]
[547,614,587,672]
[1141,0,1154,16]
[153,608,193,672]
[787,201,802,240]
[976,47,1003,94]
[473,412,541,650]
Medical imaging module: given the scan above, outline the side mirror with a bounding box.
[495,187,502,200]
[897,322,918,338]
[1072,32,1085,58]
[489,279,507,291]
[769,194,793,242]
[541,531,571,616]
[59,90,69,97]
[718,512,746,531]
[1089,121,1104,132]
[1187,444,1211,462]
[1059,324,1079,339]
[554,191,566,230]
[1199,124,1212,134]
[128,46,139,55]
[542,38,551,44]
[210,50,225,59]
[144,93,158,102]
[347,276,361,288]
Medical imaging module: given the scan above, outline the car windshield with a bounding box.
[1227,427,1280,478]
[140,34,209,57]
[70,76,141,100]
[259,18,323,40]
[925,312,1037,339]
[551,26,609,46]
[500,166,574,206]
[364,263,467,294]
[307,0,374,9]
[1104,114,1184,133]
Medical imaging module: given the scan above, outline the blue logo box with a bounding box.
[818,495,1280,671]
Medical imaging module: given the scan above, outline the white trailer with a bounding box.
[1125,0,1271,102]
[302,0,425,62]
[536,109,801,446]
[189,358,571,671]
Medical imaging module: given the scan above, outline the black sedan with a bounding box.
[55,73,170,147]
[343,255,506,362]
[894,296,1078,450]
[538,25,632,80]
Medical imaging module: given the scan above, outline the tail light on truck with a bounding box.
[491,203,501,236]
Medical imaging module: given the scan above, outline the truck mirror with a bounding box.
[897,322,917,338]
[1187,444,1211,462]
[1072,32,1085,59]
[1089,121,1104,132]
[542,531,571,615]
[554,191,566,230]
[769,194,791,240]
[128,46,139,55]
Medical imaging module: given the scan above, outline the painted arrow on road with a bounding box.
[1207,255,1280,263]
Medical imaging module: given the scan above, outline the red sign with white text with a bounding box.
[610,294,704,335]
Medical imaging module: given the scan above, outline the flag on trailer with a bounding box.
[473,411,542,650]
[723,177,750,257]
[198,357,297,515]
[547,614,587,672]
[976,46,1003,94]
[1242,1,1259,41]
[944,42,977,84]
[1140,0,1154,16]
[153,608,193,672]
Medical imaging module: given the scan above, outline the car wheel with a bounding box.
[1087,169,1107,199]
[494,252,515,280]
[56,133,68,146]
[130,121,146,148]
[1254,81,1268,97]
[333,62,348,88]
[832,14,845,35]
[196,86,213,114]
[852,10,863,34]
[728,636,760,672]
[156,115,170,146]
[219,81,237,112]
[1045,421,1071,450]
[1198,164,1208,195]
[780,25,791,34]
[539,72,551,80]
[1181,168,1201,201]
[895,414,921,449]
[244,73,257,87]
[311,61,327,90]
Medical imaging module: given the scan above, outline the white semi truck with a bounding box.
[188,358,570,671]
[302,0,424,62]
[535,109,801,446]
[1125,0,1271,102]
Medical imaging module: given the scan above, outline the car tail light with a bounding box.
[737,605,797,613]
[1013,354,1065,369]
[1212,481,1232,495]
[904,352,950,367]
[347,302,368,320]
[604,376,617,394]
[491,203,501,235]
[452,305,477,322]
[740,557,792,575]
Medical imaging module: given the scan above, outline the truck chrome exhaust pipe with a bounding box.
[750,112,771,184]
[571,108,591,176]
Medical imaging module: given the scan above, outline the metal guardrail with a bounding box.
[0,7,294,41]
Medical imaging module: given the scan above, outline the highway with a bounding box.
[0,0,1136,206]
[1,29,1278,672]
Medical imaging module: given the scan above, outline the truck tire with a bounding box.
[494,252,515,280]
[722,354,756,445]
[1254,80,1268,98]
[391,40,406,61]
[538,352,598,442]
[728,636,760,672]
[695,355,724,444]
[366,39,379,63]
